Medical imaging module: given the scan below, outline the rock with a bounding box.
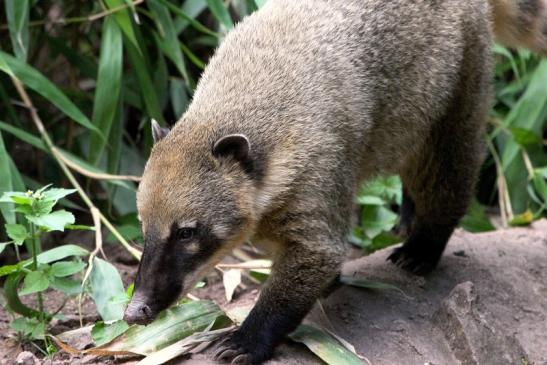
[15,351,37,365]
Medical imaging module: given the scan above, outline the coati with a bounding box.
[124,0,547,363]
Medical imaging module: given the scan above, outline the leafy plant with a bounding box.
[0,185,89,353]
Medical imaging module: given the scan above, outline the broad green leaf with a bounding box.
[89,257,126,321]
[20,270,50,295]
[89,300,230,355]
[11,317,45,339]
[0,51,102,136]
[37,244,89,264]
[26,210,75,231]
[50,261,86,277]
[5,0,30,60]
[91,320,130,346]
[289,324,364,365]
[361,205,398,239]
[206,0,234,30]
[89,17,123,165]
[42,188,77,203]
[5,223,27,245]
[49,276,82,295]
[0,242,9,255]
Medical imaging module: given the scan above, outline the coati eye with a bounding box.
[176,228,196,242]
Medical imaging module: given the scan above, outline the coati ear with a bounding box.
[151,119,170,144]
[212,134,251,164]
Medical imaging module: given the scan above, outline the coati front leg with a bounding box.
[214,226,343,364]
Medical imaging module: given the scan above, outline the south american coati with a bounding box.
[124,0,547,363]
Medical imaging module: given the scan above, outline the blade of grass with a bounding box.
[103,0,142,56]
[0,51,102,137]
[147,0,189,82]
[5,0,29,60]
[88,17,123,165]
[157,0,219,37]
[0,131,15,224]
[206,0,234,30]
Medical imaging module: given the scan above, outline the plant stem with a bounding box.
[29,223,44,319]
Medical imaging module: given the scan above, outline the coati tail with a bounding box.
[490,0,547,55]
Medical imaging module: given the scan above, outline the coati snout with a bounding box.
[124,122,257,325]
[125,0,547,363]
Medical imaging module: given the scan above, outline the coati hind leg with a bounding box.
[388,61,490,275]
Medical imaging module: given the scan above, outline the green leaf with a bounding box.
[5,223,27,245]
[0,131,15,224]
[289,324,364,365]
[0,120,47,151]
[88,17,123,165]
[91,300,230,355]
[340,276,409,298]
[510,209,534,226]
[0,52,102,136]
[41,188,77,203]
[158,0,218,37]
[509,127,543,146]
[206,0,234,30]
[0,242,9,255]
[103,0,141,54]
[10,317,45,339]
[91,320,130,346]
[361,205,398,239]
[36,244,89,264]
[460,200,496,233]
[356,195,385,205]
[26,210,75,231]
[148,0,189,81]
[5,0,30,60]
[49,276,82,295]
[50,260,86,277]
[89,257,126,321]
[20,270,50,295]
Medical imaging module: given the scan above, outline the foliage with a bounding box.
[0,0,546,361]
[0,186,85,352]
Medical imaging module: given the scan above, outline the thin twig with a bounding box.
[79,207,103,327]
[487,138,513,226]
[53,147,141,182]
[9,75,142,260]
[0,0,145,31]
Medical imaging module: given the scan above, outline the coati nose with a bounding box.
[123,302,153,325]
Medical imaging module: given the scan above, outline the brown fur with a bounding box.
[125,1,547,363]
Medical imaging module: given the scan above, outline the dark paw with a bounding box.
[387,243,442,275]
[213,330,272,364]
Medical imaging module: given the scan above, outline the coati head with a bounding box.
[123,120,259,325]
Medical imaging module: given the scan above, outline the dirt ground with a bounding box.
[1,221,546,364]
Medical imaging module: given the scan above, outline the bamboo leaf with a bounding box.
[0,131,15,224]
[88,16,124,165]
[0,52,102,136]
[103,0,141,54]
[206,0,234,30]
[5,0,30,60]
